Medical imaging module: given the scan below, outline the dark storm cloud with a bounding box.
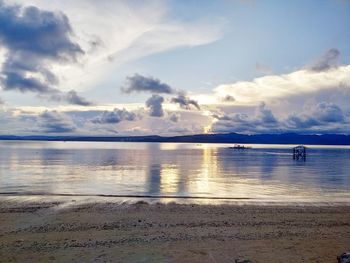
[0,1,91,105]
[308,48,340,72]
[38,110,76,133]
[171,94,200,110]
[92,108,137,124]
[122,74,175,94]
[146,95,164,117]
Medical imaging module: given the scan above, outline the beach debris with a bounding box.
[235,259,252,263]
[338,252,350,263]
[134,200,149,205]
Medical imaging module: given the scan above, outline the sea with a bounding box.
[0,141,350,204]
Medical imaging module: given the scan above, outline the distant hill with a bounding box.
[0,133,350,145]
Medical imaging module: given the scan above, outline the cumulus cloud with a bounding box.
[285,113,319,130]
[214,65,350,105]
[122,74,175,94]
[0,1,83,60]
[122,74,202,112]
[65,90,92,106]
[6,0,223,97]
[0,1,91,105]
[146,94,164,117]
[211,101,348,134]
[38,110,76,133]
[211,103,279,133]
[313,102,344,122]
[256,102,277,124]
[171,94,200,110]
[285,102,345,130]
[308,48,340,72]
[92,108,137,124]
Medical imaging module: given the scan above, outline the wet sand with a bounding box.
[0,200,349,263]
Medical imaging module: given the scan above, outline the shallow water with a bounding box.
[0,141,350,203]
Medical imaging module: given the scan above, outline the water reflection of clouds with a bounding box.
[1,142,350,202]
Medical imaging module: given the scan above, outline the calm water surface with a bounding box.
[0,141,350,203]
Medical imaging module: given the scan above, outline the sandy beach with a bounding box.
[0,200,349,263]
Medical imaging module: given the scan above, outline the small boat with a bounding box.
[229,144,252,150]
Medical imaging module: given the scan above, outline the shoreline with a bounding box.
[1,194,350,206]
[1,200,350,262]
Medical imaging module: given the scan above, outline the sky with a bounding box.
[0,0,350,136]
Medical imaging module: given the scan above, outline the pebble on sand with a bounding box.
[338,252,350,263]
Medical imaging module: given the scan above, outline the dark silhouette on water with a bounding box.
[293,145,307,160]
[229,144,252,150]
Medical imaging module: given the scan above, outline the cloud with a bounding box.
[313,102,344,122]
[256,102,277,124]
[285,102,345,130]
[166,126,193,134]
[92,108,137,124]
[122,74,203,113]
[308,48,340,72]
[211,103,280,133]
[212,101,348,134]
[48,90,93,106]
[122,74,175,94]
[214,65,350,105]
[169,112,180,123]
[38,110,76,133]
[0,1,83,60]
[255,62,273,75]
[146,94,164,117]
[58,90,92,106]
[285,114,319,130]
[171,94,200,110]
[0,1,91,105]
[12,0,223,95]
[221,95,235,102]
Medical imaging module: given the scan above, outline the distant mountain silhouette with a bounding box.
[1,133,350,145]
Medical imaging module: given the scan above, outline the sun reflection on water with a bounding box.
[1,141,350,203]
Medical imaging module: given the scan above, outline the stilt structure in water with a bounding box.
[293,145,306,160]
